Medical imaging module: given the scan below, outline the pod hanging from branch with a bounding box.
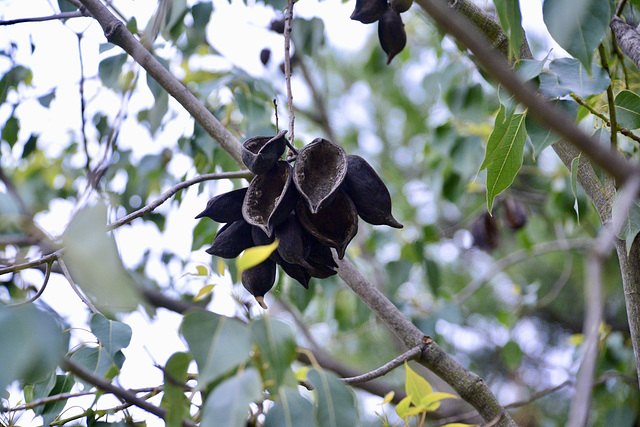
[350,0,388,24]
[241,130,288,175]
[241,258,277,309]
[205,220,254,259]
[196,187,248,223]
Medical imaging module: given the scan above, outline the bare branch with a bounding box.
[415,0,640,185]
[107,170,252,230]
[283,0,296,146]
[77,0,245,166]
[0,251,60,276]
[5,260,52,307]
[0,11,85,26]
[569,93,640,145]
[342,345,422,385]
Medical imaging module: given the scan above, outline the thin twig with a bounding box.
[0,11,85,26]
[342,345,422,385]
[455,238,592,303]
[77,33,92,181]
[0,251,60,276]
[599,44,618,148]
[506,379,572,409]
[569,93,640,145]
[62,358,196,427]
[107,170,252,230]
[5,260,52,307]
[283,0,295,146]
[616,0,629,17]
[57,256,101,314]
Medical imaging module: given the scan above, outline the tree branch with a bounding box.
[283,0,296,146]
[77,0,245,166]
[0,251,60,276]
[611,16,640,71]
[5,260,52,307]
[57,256,100,314]
[342,345,422,385]
[0,11,86,26]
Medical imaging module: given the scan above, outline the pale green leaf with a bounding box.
[395,396,412,421]
[195,265,209,276]
[264,387,316,427]
[307,368,359,427]
[404,362,432,406]
[549,58,610,98]
[381,391,395,405]
[250,317,298,394]
[90,313,132,356]
[615,90,640,129]
[201,368,262,427]
[162,352,192,427]
[612,188,640,254]
[237,239,279,274]
[481,104,527,213]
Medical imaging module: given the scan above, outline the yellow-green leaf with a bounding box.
[420,392,458,408]
[236,240,279,274]
[194,284,215,301]
[216,259,226,276]
[405,405,428,417]
[405,362,432,406]
[294,366,310,382]
[395,396,412,421]
[196,265,209,276]
[381,391,395,405]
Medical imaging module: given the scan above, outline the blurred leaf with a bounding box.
[526,99,578,158]
[237,240,279,274]
[194,284,215,301]
[264,387,316,427]
[307,368,359,427]
[127,17,138,34]
[494,0,524,60]
[162,352,192,427]
[615,90,640,129]
[571,156,580,223]
[0,65,32,104]
[250,317,297,394]
[612,187,640,254]
[63,202,139,313]
[37,90,55,108]
[36,374,75,426]
[501,340,524,371]
[543,0,610,72]
[90,313,132,356]
[180,310,253,388]
[515,53,549,81]
[0,305,69,392]
[480,104,526,212]
[200,368,262,427]
[98,54,128,90]
[2,114,19,147]
[21,134,38,158]
[291,18,325,57]
[58,0,78,12]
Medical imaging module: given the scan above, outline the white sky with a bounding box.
[0,0,572,425]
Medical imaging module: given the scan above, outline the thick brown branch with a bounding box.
[77,0,245,166]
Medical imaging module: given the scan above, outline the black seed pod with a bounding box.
[274,214,313,269]
[260,48,271,66]
[242,258,277,309]
[350,0,388,24]
[205,220,254,259]
[390,0,412,13]
[378,8,406,64]
[241,130,288,175]
[243,161,298,237]
[278,259,311,289]
[296,190,358,260]
[293,138,348,214]
[503,198,527,230]
[306,259,338,279]
[470,212,499,251]
[269,18,285,34]
[342,155,403,229]
[306,237,338,270]
[195,188,248,223]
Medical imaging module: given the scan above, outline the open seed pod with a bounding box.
[205,220,254,259]
[342,155,403,229]
[241,130,288,175]
[274,214,314,270]
[293,138,347,214]
[195,187,248,223]
[378,8,406,64]
[350,0,388,24]
[243,161,298,237]
[306,237,338,270]
[296,189,358,260]
[241,258,277,309]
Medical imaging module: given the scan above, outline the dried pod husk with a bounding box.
[278,259,311,289]
[293,138,348,214]
[296,190,358,260]
[342,155,403,229]
[350,0,388,24]
[306,237,338,270]
[306,259,338,279]
[503,198,527,230]
[241,130,288,175]
[241,258,277,309]
[205,220,254,259]
[390,0,412,13]
[195,187,248,223]
[243,161,298,237]
[470,212,499,251]
[378,8,406,64]
[274,214,314,270]
[260,48,271,66]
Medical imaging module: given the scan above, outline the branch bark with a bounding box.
[611,16,640,71]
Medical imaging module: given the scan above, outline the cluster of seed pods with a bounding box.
[197,131,403,308]
[351,0,411,63]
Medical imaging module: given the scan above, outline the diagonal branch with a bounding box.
[342,345,422,385]
[0,11,86,26]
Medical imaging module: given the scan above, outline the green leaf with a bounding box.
[38,90,55,108]
[480,104,527,212]
[612,188,640,254]
[291,18,325,57]
[58,0,78,12]
[615,90,640,129]
[404,362,432,406]
[526,100,579,158]
[21,134,38,158]
[90,313,132,356]
[37,374,75,426]
[501,340,524,371]
[69,347,125,382]
[395,396,412,421]
[63,202,139,313]
[237,240,279,274]
[2,114,19,147]
[307,369,359,427]
[180,310,253,388]
[420,392,458,409]
[0,305,69,392]
[494,0,524,60]
[571,156,581,224]
[162,352,192,427]
[98,54,128,90]
[201,368,262,427]
[549,58,610,98]
[543,0,610,72]
[250,317,298,394]
[514,52,550,81]
[264,386,316,427]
